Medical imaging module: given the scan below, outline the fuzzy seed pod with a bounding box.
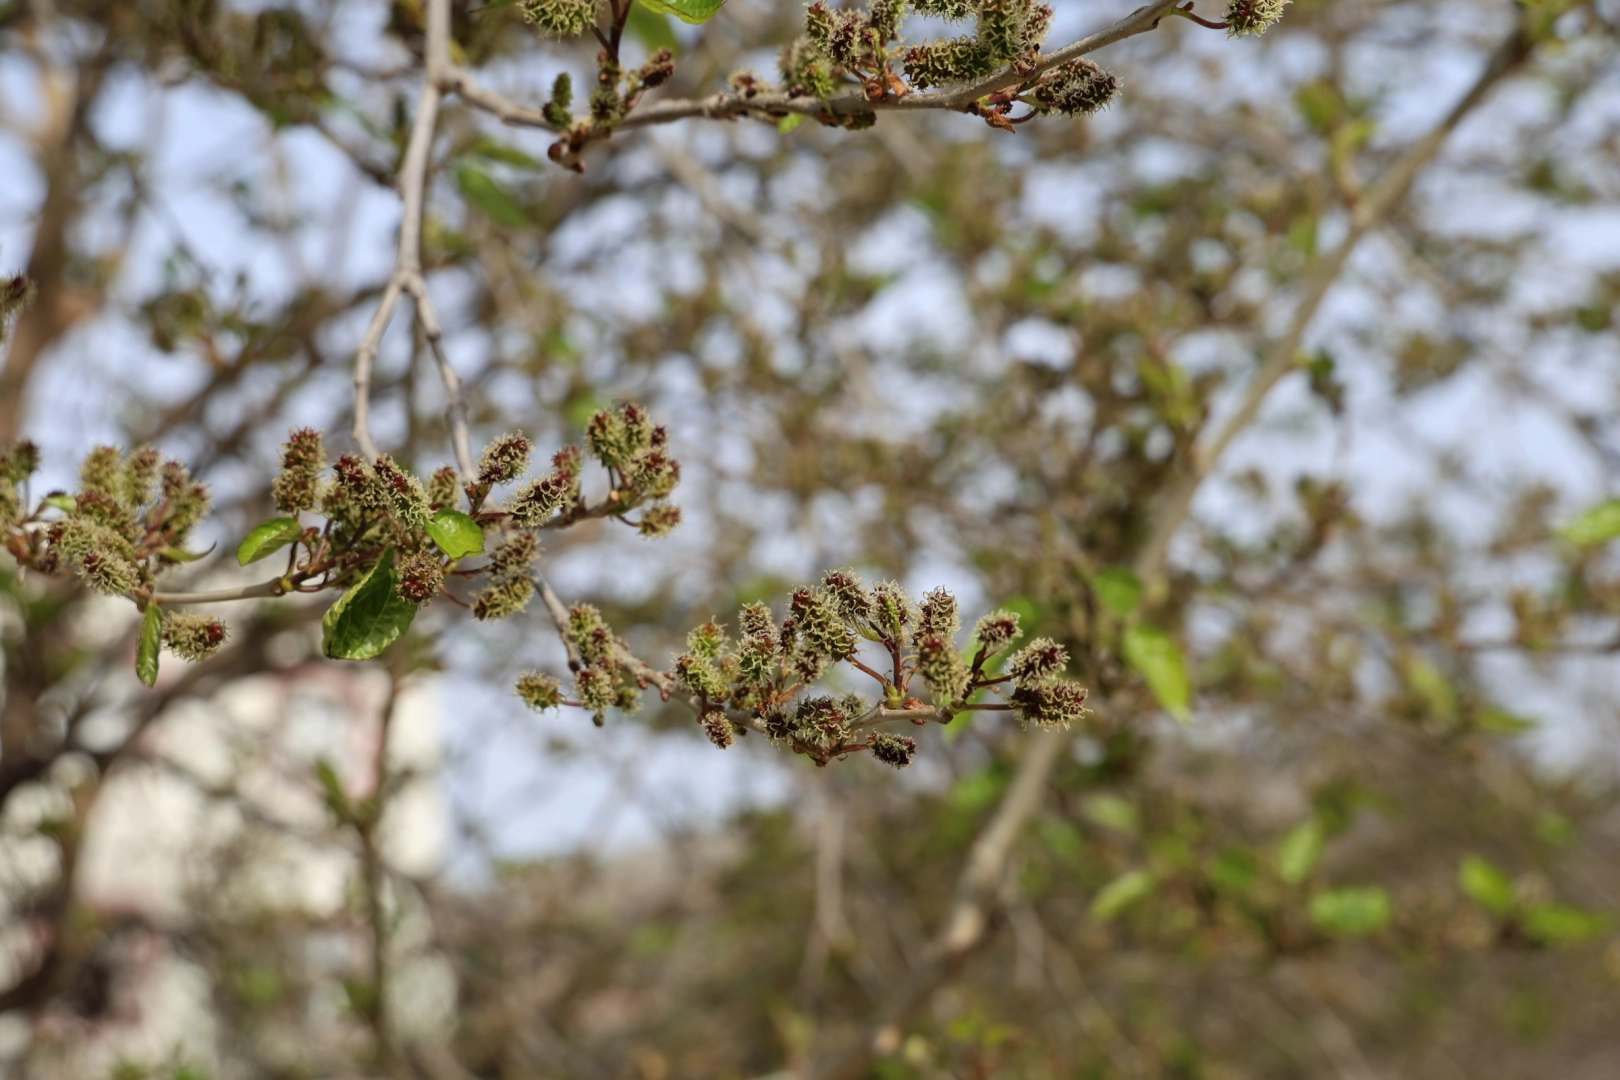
[472,575,534,620]
[790,587,855,659]
[478,432,532,487]
[687,621,727,659]
[737,634,777,687]
[159,460,211,542]
[508,460,579,525]
[780,37,836,98]
[79,446,125,503]
[1007,636,1069,684]
[521,0,597,38]
[1009,680,1089,729]
[1225,0,1289,37]
[621,447,680,500]
[918,587,960,641]
[791,696,851,751]
[515,670,564,712]
[0,440,40,483]
[739,602,775,640]
[916,635,971,705]
[701,709,735,749]
[674,653,729,700]
[871,580,916,640]
[575,662,615,715]
[822,569,873,624]
[163,612,229,662]
[396,550,445,605]
[973,610,1022,652]
[489,532,540,578]
[79,550,141,595]
[124,446,161,507]
[271,428,325,514]
[427,466,460,509]
[637,503,682,537]
[1030,58,1119,117]
[868,731,917,769]
[372,455,430,529]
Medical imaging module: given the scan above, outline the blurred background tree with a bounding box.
[3,0,1620,1077]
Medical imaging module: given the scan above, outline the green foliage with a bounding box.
[1122,624,1192,723]
[1309,886,1391,936]
[1458,854,1514,915]
[1557,498,1620,546]
[426,509,485,559]
[637,0,727,25]
[137,604,162,687]
[1276,818,1326,885]
[1091,868,1156,921]
[321,547,418,661]
[237,517,302,565]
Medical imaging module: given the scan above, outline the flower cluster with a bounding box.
[563,603,645,725]
[1029,58,1118,117]
[902,0,1052,90]
[559,567,1089,767]
[162,612,229,662]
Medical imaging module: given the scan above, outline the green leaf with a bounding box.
[321,548,417,661]
[137,604,162,688]
[777,113,806,135]
[1557,498,1620,546]
[1092,566,1142,618]
[1458,855,1514,916]
[1522,902,1613,944]
[42,493,76,512]
[1080,793,1139,835]
[1276,818,1326,885]
[1122,624,1192,723]
[1476,705,1538,734]
[467,136,541,168]
[627,1,681,50]
[237,517,302,566]
[1090,869,1156,922]
[1207,850,1261,895]
[1402,654,1458,724]
[158,543,215,563]
[637,0,727,24]
[1308,887,1391,936]
[426,509,485,559]
[456,164,530,228]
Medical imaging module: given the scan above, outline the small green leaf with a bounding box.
[1557,498,1620,546]
[777,113,806,134]
[456,164,530,228]
[1476,705,1537,734]
[467,136,541,168]
[1402,654,1458,724]
[1522,902,1613,944]
[1092,566,1142,618]
[237,517,303,566]
[321,548,417,661]
[1122,624,1192,723]
[637,0,727,24]
[1276,818,1326,885]
[159,543,215,563]
[1080,793,1139,835]
[1458,855,1514,915]
[1207,850,1261,895]
[1309,887,1391,936]
[426,509,485,559]
[137,604,162,688]
[1090,869,1156,921]
[43,493,76,512]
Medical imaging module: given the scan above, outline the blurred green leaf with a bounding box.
[1093,566,1142,618]
[778,113,806,134]
[1522,902,1613,944]
[1476,705,1537,734]
[1403,654,1458,724]
[237,517,301,565]
[637,0,726,24]
[627,2,681,50]
[1458,854,1514,915]
[321,547,416,661]
[426,509,485,559]
[137,604,161,687]
[1276,818,1325,885]
[467,136,541,168]
[1309,887,1390,936]
[1091,869,1156,921]
[1122,624,1191,723]
[42,494,75,512]
[456,164,530,227]
[1557,498,1620,546]
[1080,793,1139,835]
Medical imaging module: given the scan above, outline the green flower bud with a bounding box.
[79,549,141,595]
[1009,680,1089,729]
[918,587,960,641]
[1030,58,1118,117]
[790,587,854,659]
[871,580,916,640]
[916,635,970,705]
[515,670,564,712]
[426,465,460,509]
[674,653,729,700]
[472,575,535,620]
[687,621,727,659]
[124,446,161,507]
[396,550,445,605]
[575,662,615,715]
[637,502,682,537]
[822,569,873,624]
[159,460,211,542]
[372,455,430,529]
[0,440,41,483]
[972,609,1022,652]
[79,446,124,502]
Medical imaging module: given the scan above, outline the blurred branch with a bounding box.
[1133,18,1537,584]
[804,729,1070,1080]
